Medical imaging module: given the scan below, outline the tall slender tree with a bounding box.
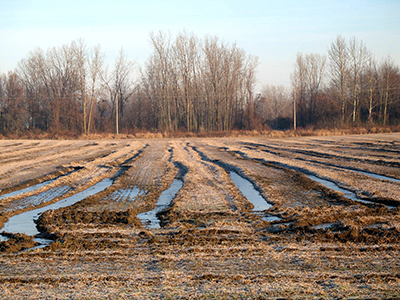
[328,35,349,125]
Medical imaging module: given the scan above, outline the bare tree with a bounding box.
[291,53,309,127]
[349,37,369,124]
[243,54,259,129]
[365,54,379,124]
[260,85,291,129]
[102,48,135,134]
[0,72,26,134]
[44,42,83,132]
[73,39,89,134]
[202,35,225,131]
[149,31,174,131]
[17,48,50,130]
[329,35,349,125]
[379,56,400,125]
[87,45,104,134]
[291,52,326,127]
[0,72,7,132]
[172,31,200,131]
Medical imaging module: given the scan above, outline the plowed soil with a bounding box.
[1,134,400,299]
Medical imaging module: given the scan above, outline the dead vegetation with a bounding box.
[0,134,400,298]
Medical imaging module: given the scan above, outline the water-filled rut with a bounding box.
[1,178,114,246]
[229,148,398,208]
[188,144,273,215]
[0,146,148,246]
[0,180,56,201]
[229,172,271,212]
[0,167,81,201]
[137,179,183,228]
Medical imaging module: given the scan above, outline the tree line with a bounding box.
[259,35,400,130]
[0,33,399,136]
[0,32,258,136]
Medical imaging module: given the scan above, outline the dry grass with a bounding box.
[1,134,400,298]
[1,125,399,141]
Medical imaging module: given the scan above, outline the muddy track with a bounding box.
[0,141,149,230]
[101,141,177,213]
[1,135,400,298]
[32,141,179,238]
[243,141,400,178]
[191,142,342,209]
[152,141,258,230]
[0,141,121,190]
[224,140,400,207]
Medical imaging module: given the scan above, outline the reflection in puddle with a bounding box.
[0,168,81,201]
[229,172,272,211]
[1,178,114,245]
[306,175,386,207]
[7,186,71,212]
[138,179,183,229]
[30,238,53,250]
[354,170,400,183]
[0,179,56,201]
[312,223,335,230]
[262,216,282,222]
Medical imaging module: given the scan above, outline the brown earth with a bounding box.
[0,134,400,299]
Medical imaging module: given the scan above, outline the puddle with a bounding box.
[354,170,400,183]
[29,238,53,250]
[1,178,114,246]
[229,172,272,212]
[307,175,360,201]
[0,167,82,201]
[189,145,272,214]
[0,235,55,250]
[137,179,183,229]
[306,175,391,207]
[227,149,398,209]
[293,155,400,183]
[262,216,282,222]
[7,186,72,212]
[0,179,56,201]
[312,223,335,230]
[365,223,386,229]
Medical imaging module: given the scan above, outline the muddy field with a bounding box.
[0,134,400,299]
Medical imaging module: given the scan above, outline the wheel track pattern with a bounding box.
[0,141,147,218]
[193,140,330,209]
[243,141,400,177]
[223,139,400,205]
[99,141,177,213]
[163,141,251,228]
[0,140,120,190]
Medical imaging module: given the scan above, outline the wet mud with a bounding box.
[0,232,38,252]
[229,171,272,211]
[137,179,183,228]
[1,136,400,298]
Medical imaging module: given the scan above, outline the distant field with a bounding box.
[1,134,400,299]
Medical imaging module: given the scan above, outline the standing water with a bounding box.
[1,178,114,245]
[306,174,395,208]
[0,167,81,201]
[0,179,56,201]
[354,170,400,183]
[137,179,183,228]
[229,172,272,211]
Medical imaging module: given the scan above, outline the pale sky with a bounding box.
[1,0,399,91]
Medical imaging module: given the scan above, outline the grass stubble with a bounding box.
[0,134,400,299]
